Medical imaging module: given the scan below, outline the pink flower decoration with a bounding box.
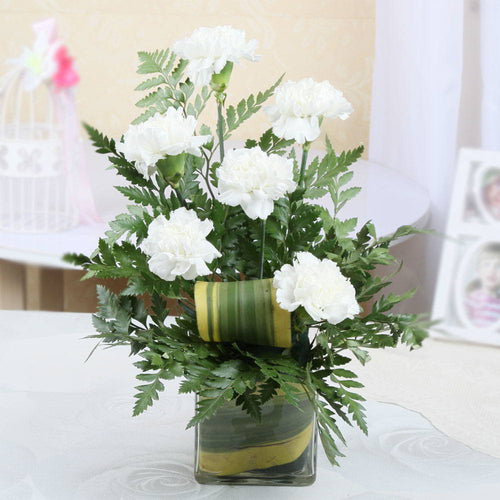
[53,45,79,89]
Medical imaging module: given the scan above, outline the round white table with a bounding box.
[1,310,500,499]
[0,144,430,270]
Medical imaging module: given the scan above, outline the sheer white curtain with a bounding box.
[369,0,464,312]
[481,0,500,149]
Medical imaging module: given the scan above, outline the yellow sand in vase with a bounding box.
[199,422,314,476]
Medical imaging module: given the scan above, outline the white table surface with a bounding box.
[1,310,500,499]
[0,150,430,270]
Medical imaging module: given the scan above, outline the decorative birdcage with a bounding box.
[0,19,97,233]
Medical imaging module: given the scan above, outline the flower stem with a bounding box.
[216,96,225,163]
[298,144,310,189]
[259,219,266,279]
[200,149,215,200]
[174,188,187,208]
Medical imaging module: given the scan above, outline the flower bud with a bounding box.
[156,153,186,187]
[210,61,233,93]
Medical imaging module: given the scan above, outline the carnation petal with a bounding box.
[148,253,176,281]
[172,26,259,87]
[242,194,274,220]
[267,78,352,143]
[117,108,207,178]
[142,208,220,282]
[216,147,296,220]
[273,252,360,325]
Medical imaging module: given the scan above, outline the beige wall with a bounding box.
[0,0,375,154]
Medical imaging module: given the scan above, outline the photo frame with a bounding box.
[448,149,500,232]
[432,148,500,346]
[473,163,500,225]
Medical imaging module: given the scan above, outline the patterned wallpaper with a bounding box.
[0,0,375,154]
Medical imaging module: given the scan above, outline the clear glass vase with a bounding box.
[194,389,317,486]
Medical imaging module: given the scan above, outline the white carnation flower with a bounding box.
[172,25,259,87]
[116,108,211,178]
[266,78,353,144]
[216,147,296,220]
[142,207,221,281]
[273,252,360,324]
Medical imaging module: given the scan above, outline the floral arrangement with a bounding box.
[65,26,427,469]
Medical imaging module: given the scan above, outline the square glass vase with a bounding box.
[194,390,317,486]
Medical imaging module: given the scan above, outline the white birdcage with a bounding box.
[0,19,96,233]
[0,71,79,232]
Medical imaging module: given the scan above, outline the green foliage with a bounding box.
[72,39,430,471]
[83,123,116,155]
[115,185,164,209]
[133,371,166,416]
[135,75,165,91]
[245,128,295,156]
[222,75,284,139]
[137,49,174,75]
[104,205,152,245]
[186,86,212,118]
[304,146,364,218]
[132,49,209,124]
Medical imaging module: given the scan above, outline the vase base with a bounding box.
[194,391,317,486]
[194,446,316,486]
[194,473,316,486]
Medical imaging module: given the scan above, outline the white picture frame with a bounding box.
[473,163,500,225]
[432,148,500,346]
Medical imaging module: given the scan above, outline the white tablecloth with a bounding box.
[1,311,499,499]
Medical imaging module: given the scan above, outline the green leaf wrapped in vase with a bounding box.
[194,278,292,348]
[195,388,316,484]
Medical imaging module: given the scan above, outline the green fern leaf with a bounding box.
[83,123,116,155]
[137,49,170,74]
[133,372,166,416]
[135,75,165,91]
